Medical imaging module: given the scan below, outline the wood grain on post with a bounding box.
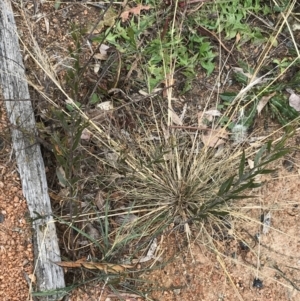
[0,1,66,300]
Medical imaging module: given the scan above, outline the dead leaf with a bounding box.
[94,44,110,61]
[28,274,36,284]
[115,211,138,226]
[247,159,261,183]
[56,166,66,187]
[136,238,158,263]
[94,53,107,60]
[161,121,170,141]
[97,100,113,111]
[94,62,100,73]
[120,4,151,22]
[257,92,276,115]
[198,109,221,126]
[204,109,221,122]
[287,88,300,112]
[86,223,101,241]
[201,128,228,148]
[248,159,254,169]
[90,7,117,34]
[81,128,91,141]
[262,211,271,235]
[205,109,222,117]
[169,108,183,125]
[94,190,105,211]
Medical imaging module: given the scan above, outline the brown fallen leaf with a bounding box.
[94,190,105,211]
[121,4,151,22]
[201,128,228,148]
[256,92,276,115]
[169,108,183,125]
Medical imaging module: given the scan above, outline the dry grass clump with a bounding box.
[81,96,291,261]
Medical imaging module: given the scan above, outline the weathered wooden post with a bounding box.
[0,1,66,299]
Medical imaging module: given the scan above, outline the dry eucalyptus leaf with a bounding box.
[94,62,100,73]
[94,190,105,211]
[201,128,228,148]
[134,238,158,263]
[205,109,222,117]
[28,274,36,284]
[257,92,276,115]
[97,100,113,111]
[287,89,300,112]
[248,159,254,169]
[139,90,149,96]
[105,152,119,167]
[169,108,183,125]
[86,223,101,241]
[161,121,170,141]
[115,212,138,225]
[100,44,109,52]
[204,109,221,122]
[120,4,151,22]
[180,103,187,121]
[56,166,67,187]
[292,22,300,31]
[94,53,107,60]
[80,128,91,141]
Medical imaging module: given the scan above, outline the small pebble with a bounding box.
[253,277,263,289]
[282,158,294,172]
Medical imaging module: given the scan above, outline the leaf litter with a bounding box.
[120,4,151,22]
[286,88,300,112]
[256,92,276,115]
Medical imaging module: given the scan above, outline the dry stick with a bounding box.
[169,125,225,131]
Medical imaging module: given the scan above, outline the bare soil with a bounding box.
[0,104,34,301]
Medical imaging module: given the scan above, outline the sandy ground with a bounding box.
[0,103,34,300]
